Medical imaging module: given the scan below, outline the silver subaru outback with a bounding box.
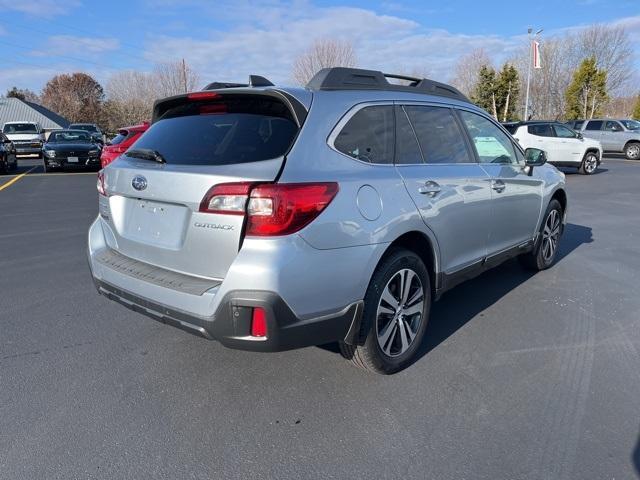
[87,68,567,374]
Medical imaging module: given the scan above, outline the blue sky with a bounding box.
[0,0,638,93]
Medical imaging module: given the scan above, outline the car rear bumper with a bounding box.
[92,276,361,351]
[87,217,375,351]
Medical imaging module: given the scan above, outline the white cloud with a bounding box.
[143,4,518,86]
[46,35,120,54]
[0,0,81,17]
[141,4,640,88]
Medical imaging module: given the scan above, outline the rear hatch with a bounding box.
[100,91,304,280]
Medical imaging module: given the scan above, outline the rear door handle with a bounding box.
[491,179,506,193]
[418,180,441,197]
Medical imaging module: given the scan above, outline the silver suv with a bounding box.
[568,118,640,160]
[87,68,567,374]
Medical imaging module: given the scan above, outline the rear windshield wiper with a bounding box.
[125,148,167,164]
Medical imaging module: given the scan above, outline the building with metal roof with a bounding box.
[0,96,70,132]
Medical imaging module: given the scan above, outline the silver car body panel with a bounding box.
[88,84,566,348]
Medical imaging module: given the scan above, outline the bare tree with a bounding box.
[104,70,158,130]
[577,24,634,95]
[449,48,494,97]
[41,72,104,123]
[510,23,634,120]
[154,59,201,97]
[292,39,357,86]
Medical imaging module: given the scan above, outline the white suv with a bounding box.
[504,121,602,175]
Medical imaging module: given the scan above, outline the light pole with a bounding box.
[524,27,543,120]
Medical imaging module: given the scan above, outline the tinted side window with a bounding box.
[395,106,423,164]
[553,124,577,138]
[334,105,394,164]
[604,121,622,132]
[404,106,472,164]
[459,110,517,164]
[585,120,603,131]
[528,124,554,137]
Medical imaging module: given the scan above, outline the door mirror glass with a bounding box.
[524,148,547,167]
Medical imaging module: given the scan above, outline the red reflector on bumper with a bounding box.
[251,307,267,337]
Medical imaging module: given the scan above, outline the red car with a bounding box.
[100,121,150,167]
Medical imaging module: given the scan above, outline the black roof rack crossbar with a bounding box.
[306,67,470,103]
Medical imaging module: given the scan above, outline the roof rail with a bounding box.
[306,67,470,103]
[204,75,275,91]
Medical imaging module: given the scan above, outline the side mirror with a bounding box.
[576,132,583,139]
[524,148,547,167]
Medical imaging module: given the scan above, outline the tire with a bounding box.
[339,248,431,374]
[10,157,17,171]
[519,199,563,271]
[579,151,598,175]
[624,142,640,160]
[42,160,48,173]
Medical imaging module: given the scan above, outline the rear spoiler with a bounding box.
[151,88,308,127]
[203,75,274,90]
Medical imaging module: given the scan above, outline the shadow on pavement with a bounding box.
[560,167,609,175]
[319,223,594,365]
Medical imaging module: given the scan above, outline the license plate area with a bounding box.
[67,156,79,163]
[121,198,189,249]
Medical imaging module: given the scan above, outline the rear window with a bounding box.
[334,105,394,164]
[3,123,38,134]
[528,124,554,137]
[127,96,298,165]
[109,130,132,146]
[70,124,98,132]
[585,120,603,131]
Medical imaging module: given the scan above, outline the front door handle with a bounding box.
[491,179,506,193]
[418,180,441,197]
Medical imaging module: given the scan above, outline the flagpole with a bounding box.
[524,27,543,120]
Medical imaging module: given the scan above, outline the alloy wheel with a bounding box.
[376,268,424,357]
[541,209,561,263]
[584,154,597,173]
[627,144,640,160]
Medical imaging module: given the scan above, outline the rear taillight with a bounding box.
[246,183,338,236]
[199,182,252,215]
[97,170,107,196]
[198,182,339,236]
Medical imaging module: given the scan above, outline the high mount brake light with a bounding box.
[187,92,220,101]
[198,182,339,236]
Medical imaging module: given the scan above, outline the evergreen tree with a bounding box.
[471,65,498,118]
[495,64,520,122]
[565,57,608,120]
[632,94,640,120]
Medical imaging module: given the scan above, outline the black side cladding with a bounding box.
[306,67,471,103]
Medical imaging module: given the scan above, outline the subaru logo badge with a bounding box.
[132,175,147,191]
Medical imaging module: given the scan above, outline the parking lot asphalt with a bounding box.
[1,158,639,480]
